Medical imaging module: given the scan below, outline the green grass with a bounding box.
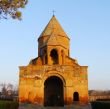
[91,101,110,109]
[0,100,19,109]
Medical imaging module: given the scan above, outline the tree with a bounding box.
[0,0,28,20]
[1,84,7,95]
[1,83,13,95]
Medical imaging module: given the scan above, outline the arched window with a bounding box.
[61,50,64,64]
[43,49,47,65]
[45,55,47,64]
[61,50,64,56]
[73,92,79,101]
[50,49,58,64]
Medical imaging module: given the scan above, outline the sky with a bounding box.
[0,0,110,90]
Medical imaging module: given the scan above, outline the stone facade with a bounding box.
[19,15,89,106]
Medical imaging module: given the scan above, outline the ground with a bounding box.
[19,103,92,109]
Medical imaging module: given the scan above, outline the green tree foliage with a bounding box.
[0,0,28,19]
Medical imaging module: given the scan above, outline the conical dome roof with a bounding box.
[38,15,70,57]
[39,15,68,38]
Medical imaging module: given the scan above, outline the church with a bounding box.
[19,15,89,106]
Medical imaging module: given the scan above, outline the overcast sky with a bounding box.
[0,0,110,90]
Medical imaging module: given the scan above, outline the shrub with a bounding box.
[91,101,110,109]
[0,101,19,109]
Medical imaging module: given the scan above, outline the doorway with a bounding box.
[73,92,79,101]
[44,76,64,106]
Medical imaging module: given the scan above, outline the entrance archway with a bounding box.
[73,92,79,101]
[44,76,64,106]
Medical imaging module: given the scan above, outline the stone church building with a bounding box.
[19,15,89,106]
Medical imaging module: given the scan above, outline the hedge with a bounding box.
[0,101,19,109]
[91,101,110,109]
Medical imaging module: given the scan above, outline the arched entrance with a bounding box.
[73,92,79,101]
[44,76,64,106]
